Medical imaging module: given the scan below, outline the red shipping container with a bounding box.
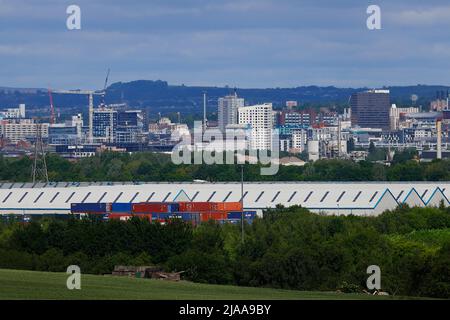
[178,202,218,212]
[132,203,169,213]
[200,211,228,222]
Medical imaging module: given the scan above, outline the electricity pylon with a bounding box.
[31,122,49,183]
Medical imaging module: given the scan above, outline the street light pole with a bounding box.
[240,164,244,244]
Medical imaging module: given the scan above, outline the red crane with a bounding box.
[48,87,55,124]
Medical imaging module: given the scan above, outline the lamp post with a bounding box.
[241,164,244,244]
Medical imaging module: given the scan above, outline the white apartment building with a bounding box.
[0,119,49,143]
[218,93,244,132]
[238,103,273,150]
[0,104,26,119]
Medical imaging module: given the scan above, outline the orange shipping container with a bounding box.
[178,202,242,212]
[200,211,228,222]
[216,202,242,211]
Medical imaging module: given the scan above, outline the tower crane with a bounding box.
[101,68,110,107]
[48,88,55,125]
[52,89,104,143]
[53,69,112,144]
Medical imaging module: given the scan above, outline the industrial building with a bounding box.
[0,182,448,217]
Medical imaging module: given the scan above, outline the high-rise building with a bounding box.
[238,103,273,150]
[218,93,244,132]
[350,90,391,130]
[92,109,117,143]
[116,110,144,143]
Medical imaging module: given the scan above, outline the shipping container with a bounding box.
[178,202,217,212]
[178,212,201,223]
[151,212,171,220]
[111,203,133,213]
[200,211,228,222]
[227,211,257,220]
[71,202,111,214]
[132,202,179,213]
[178,202,243,212]
[148,212,201,226]
[216,202,243,212]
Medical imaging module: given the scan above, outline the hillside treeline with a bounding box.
[0,152,449,182]
[0,205,449,298]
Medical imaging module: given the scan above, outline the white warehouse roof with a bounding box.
[0,181,448,216]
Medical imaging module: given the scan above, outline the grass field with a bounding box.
[0,268,413,300]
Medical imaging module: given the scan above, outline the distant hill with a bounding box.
[0,80,447,115]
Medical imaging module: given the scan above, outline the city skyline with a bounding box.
[2,0,450,89]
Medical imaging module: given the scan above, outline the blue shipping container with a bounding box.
[167,203,180,212]
[71,203,111,213]
[151,212,170,219]
[111,203,133,213]
[227,211,257,220]
[151,212,201,223]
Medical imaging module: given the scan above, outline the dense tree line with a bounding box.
[0,206,449,298]
[0,152,449,182]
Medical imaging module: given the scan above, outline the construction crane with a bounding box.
[53,69,112,143]
[101,68,110,107]
[48,88,55,125]
[52,89,104,143]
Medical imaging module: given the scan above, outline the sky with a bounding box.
[1,0,450,89]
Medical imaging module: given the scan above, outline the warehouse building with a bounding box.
[0,182,448,217]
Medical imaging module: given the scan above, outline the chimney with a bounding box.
[437,120,442,160]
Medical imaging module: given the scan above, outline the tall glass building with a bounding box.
[350,90,391,131]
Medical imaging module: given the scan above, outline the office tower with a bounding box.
[92,108,118,143]
[350,90,391,130]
